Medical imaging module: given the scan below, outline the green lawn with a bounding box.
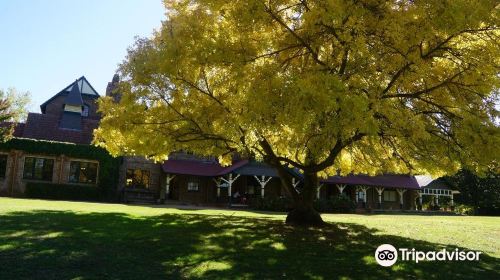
[0,198,498,279]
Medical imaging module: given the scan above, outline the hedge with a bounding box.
[313,195,357,213]
[25,182,100,201]
[0,137,121,201]
[249,196,293,212]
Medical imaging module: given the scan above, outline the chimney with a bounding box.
[106,74,121,102]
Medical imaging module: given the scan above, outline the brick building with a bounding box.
[0,77,101,195]
[0,76,455,211]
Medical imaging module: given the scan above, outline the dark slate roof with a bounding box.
[20,113,98,144]
[162,159,248,177]
[422,178,453,189]
[162,158,305,179]
[40,76,99,113]
[233,160,279,177]
[322,174,421,189]
[65,83,83,106]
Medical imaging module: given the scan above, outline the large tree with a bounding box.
[449,169,500,215]
[95,0,500,226]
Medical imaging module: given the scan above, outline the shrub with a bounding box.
[314,195,357,213]
[25,182,100,202]
[454,204,474,215]
[249,196,293,212]
[422,201,441,211]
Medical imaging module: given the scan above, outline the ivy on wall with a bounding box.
[0,137,121,201]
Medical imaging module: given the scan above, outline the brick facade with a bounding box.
[0,75,439,211]
[0,150,99,196]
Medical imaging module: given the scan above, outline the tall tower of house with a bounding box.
[60,82,83,130]
[18,76,100,144]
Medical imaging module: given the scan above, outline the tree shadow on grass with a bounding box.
[0,210,498,279]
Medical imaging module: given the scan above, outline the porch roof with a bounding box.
[161,159,248,177]
[421,178,453,189]
[321,174,421,189]
[233,161,279,177]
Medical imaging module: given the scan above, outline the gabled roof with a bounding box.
[414,175,434,187]
[40,76,99,113]
[422,177,454,189]
[64,83,83,106]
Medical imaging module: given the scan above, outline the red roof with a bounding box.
[162,159,248,176]
[14,123,25,136]
[19,113,98,145]
[321,174,421,189]
[0,122,24,137]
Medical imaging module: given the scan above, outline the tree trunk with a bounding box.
[286,202,324,227]
[284,171,325,227]
[261,141,325,227]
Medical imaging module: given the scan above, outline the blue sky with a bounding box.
[0,0,165,112]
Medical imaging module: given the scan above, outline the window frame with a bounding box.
[69,160,99,184]
[356,190,365,202]
[383,190,397,202]
[23,157,54,181]
[126,169,150,189]
[187,178,200,192]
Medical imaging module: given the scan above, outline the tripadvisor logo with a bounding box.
[375,244,482,267]
[375,244,398,267]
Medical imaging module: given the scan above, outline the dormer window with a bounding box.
[82,104,89,117]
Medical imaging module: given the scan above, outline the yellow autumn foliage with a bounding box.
[94,0,499,178]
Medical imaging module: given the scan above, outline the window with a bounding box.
[383,190,397,202]
[126,169,150,188]
[69,161,98,184]
[356,190,365,202]
[0,154,7,178]
[247,185,255,195]
[82,104,89,117]
[187,179,199,192]
[23,157,54,181]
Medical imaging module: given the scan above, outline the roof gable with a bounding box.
[40,76,99,113]
[61,76,99,96]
